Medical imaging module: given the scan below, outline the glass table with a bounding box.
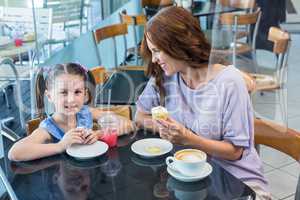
[1,130,255,200]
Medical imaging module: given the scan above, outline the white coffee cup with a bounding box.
[166,149,207,177]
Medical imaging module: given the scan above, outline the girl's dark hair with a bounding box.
[35,63,96,118]
[140,6,211,105]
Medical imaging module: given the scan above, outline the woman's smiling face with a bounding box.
[146,35,185,76]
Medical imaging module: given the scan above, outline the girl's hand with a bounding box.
[156,117,193,145]
[84,130,102,144]
[58,128,86,150]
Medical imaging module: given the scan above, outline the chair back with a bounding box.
[268,27,290,54]
[90,66,109,85]
[251,27,291,91]
[93,23,128,67]
[26,118,42,135]
[119,13,147,26]
[219,0,256,9]
[0,6,52,40]
[254,118,300,162]
[220,8,261,25]
[217,7,261,66]
[97,105,132,120]
[120,11,147,65]
[89,66,109,106]
[26,106,132,135]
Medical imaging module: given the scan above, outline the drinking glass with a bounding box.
[98,113,118,147]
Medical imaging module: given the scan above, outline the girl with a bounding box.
[9,63,133,161]
[135,6,270,199]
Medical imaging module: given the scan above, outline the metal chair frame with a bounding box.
[93,23,128,68]
[119,10,147,65]
[0,58,23,141]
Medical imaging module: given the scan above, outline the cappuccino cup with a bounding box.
[166,149,207,177]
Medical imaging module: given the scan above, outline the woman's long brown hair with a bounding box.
[140,6,211,105]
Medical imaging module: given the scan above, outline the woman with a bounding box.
[135,6,270,199]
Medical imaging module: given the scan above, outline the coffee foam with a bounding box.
[176,151,204,162]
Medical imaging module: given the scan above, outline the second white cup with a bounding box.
[166,149,207,177]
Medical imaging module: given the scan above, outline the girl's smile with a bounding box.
[46,74,86,116]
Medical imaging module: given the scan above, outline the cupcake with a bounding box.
[151,106,169,120]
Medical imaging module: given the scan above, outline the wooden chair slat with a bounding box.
[93,23,128,44]
[254,118,300,162]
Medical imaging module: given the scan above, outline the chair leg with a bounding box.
[2,88,10,109]
[0,117,20,141]
[0,166,19,200]
[278,87,288,126]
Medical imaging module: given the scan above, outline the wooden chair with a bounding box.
[89,66,110,106]
[250,27,291,92]
[254,118,300,197]
[213,7,261,67]
[93,23,128,68]
[254,118,300,162]
[96,105,132,120]
[26,106,132,135]
[219,0,257,39]
[250,27,290,124]
[90,66,109,85]
[119,10,147,65]
[219,0,256,10]
[26,118,43,135]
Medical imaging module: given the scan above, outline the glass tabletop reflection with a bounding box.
[4,130,255,200]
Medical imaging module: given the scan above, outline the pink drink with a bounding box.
[98,113,119,147]
[14,38,23,47]
[100,128,118,147]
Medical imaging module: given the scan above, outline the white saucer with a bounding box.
[66,141,108,160]
[167,163,212,182]
[131,138,173,158]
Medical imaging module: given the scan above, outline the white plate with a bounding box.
[131,138,173,158]
[66,141,108,160]
[167,162,212,182]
